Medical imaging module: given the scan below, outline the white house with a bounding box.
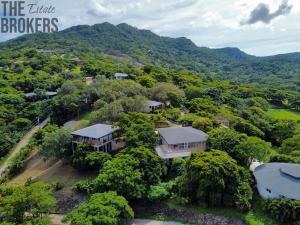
[72,124,125,152]
[114,73,129,80]
[254,163,300,200]
[155,127,208,159]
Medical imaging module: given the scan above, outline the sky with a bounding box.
[1,0,300,56]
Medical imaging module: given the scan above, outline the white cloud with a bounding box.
[0,0,299,56]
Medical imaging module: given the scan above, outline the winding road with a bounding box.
[0,117,49,179]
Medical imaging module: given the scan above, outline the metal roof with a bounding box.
[157,127,208,145]
[114,73,128,77]
[254,163,300,200]
[148,101,164,107]
[25,91,57,97]
[72,124,119,139]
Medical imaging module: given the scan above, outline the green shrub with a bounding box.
[262,198,300,223]
[51,181,64,191]
[234,182,253,211]
[72,180,94,195]
[3,140,34,179]
[270,154,300,164]
[72,143,112,171]
[171,158,186,176]
[85,151,112,170]
[147,180,177,201]
[12,118,31,131]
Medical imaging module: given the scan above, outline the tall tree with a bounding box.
[64,192,134,225]
[179,150,252,210]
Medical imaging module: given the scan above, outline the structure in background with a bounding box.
[155,126,208,159]
[70,57,83,65]
[25,91,57,101]
[214,116,230,128]
[114,73,129,80]
[254,163,300,200]
[72,124,125,152]
[147,100,165,112]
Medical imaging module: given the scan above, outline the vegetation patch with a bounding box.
[268,109,300,120]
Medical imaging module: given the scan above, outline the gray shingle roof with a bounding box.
[148,101,164,107]
[254,163,300,200]
[157,127,208,145]
[72,124,119,139]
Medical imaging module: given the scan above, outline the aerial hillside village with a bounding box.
[0,25,300,225]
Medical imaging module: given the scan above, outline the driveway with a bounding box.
[0,117,49,178]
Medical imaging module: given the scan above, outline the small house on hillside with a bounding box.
[36,49,54,55]
[25,91,57,100]
[147,101,165,112]
[114,73,129,80]
[254,163,300,200]
[155,127,208,159]
[72,124,125,152]
[70,57,83,65]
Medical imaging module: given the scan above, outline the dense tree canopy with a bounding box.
[0,182,56,224]
[64,192,134,225]
[180,150,252,210]
[94,155,146,200]
[39,128,72,159]
[120,147,167,186]
[234,137,272,166]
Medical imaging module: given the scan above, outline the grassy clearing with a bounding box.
[70,66,81,74]
[268,109,300,120]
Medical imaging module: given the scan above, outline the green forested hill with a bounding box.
[1,22,300,91]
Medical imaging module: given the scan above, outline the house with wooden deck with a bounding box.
[71,124,125,152]
[155,127,208,159]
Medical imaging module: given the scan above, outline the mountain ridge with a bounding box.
[1,22,300,91]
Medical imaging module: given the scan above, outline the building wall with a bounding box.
[169,141,207,151]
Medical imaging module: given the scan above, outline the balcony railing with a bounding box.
[72,138,112,147]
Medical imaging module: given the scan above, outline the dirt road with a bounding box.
[0,118,49,179]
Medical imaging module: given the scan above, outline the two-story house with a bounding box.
[72,124,125,152]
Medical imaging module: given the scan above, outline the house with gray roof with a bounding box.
[254,163,300,200]
[25,91,57,100]
[147,100,165,112]
[72,124,125,152]
[114,73,129,80]
[155,127,208,159]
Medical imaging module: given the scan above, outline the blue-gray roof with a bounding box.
[148,101,164,107]
[72,124,119,139]
[254,163,300,200]
[114,73,128,77]
[158,127,208,145]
